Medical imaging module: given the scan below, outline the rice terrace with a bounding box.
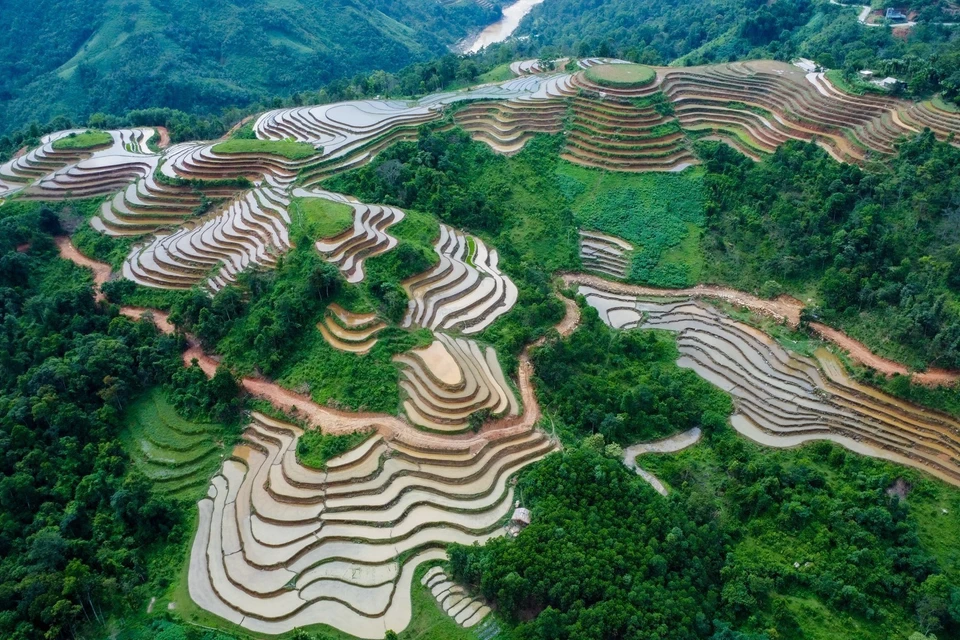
[5,5,960,637]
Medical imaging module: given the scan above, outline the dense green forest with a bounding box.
[698,134,960,370]
[0,0,500,135]
[0,204,202,638]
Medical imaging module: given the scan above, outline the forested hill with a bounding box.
[0,0,499,135]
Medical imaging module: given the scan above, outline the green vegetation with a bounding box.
[698,134,960,369]
[296,428,375,470]
[121,388,231,501]
[557,161,706,287]
[51,129,112,150]
[0,0,503,137]
[584,62,656,87]
[212,138,319,160]
[0,203,207,639]
[450,443,728,639]
[642,426,960,639]
[290,196,356,240]
[477,62,515,83]
[532,301,732,445]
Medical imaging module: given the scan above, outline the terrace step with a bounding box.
[579,285,960,486]
[188,411,555,636]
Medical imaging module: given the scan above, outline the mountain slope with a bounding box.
[0,0,498,134]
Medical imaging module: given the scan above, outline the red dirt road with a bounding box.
[56,237,110,302]
[810,322,959,386]
[155,126,171,149]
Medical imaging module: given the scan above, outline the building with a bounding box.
[885,8,908,21]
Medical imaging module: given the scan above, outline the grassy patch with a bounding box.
[297,428,375,470]
[120,388,231,501]
[584,63,656,88]
[52,130,113,150]
[290,196,355,240]
[556,162,705,287]
[825,69,889,96]
[277,326,433,413]
[477,62,515,83]
[932,96,960,113]
[212,138,319,160]
[776,593,906,640]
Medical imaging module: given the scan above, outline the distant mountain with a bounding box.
[0,0,499,134]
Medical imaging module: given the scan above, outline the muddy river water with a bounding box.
[464,0,547,53]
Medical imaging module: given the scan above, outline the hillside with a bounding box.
[6,42,960,640]
[511,0,960,104]
[0,0,499,135]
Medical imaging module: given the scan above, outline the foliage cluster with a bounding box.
[532,303,732,445]
[296,428,375,470]
[50,130,113,150]
[0,205,200,639]
[450,445,728,640]
[644,426,960,638]
[697,134,960,369]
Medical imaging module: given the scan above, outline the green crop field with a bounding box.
[121,388,229,501]
[584,63,656,88]
[212,138,320,160]
[51,130,113,150]
[290,196,355,240]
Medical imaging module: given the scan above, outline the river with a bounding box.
[465,0,547,53]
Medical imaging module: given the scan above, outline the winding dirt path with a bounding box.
[54,236,547,453]
[56,237,111,302]
[564,273,960,386]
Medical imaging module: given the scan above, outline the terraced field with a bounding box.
[579,229,634,278]
[317,303,385,354]
[395,334,519,432]
[122,186,291,292]
[661,60,960,162]
[581,285,960,487]
[1,128,159,200]
[304,189,406,283]
[402,225,518,335]
[5,59,956,300]
[122,389,227,500]
[421,567,491,628]
[188,411,554,636]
